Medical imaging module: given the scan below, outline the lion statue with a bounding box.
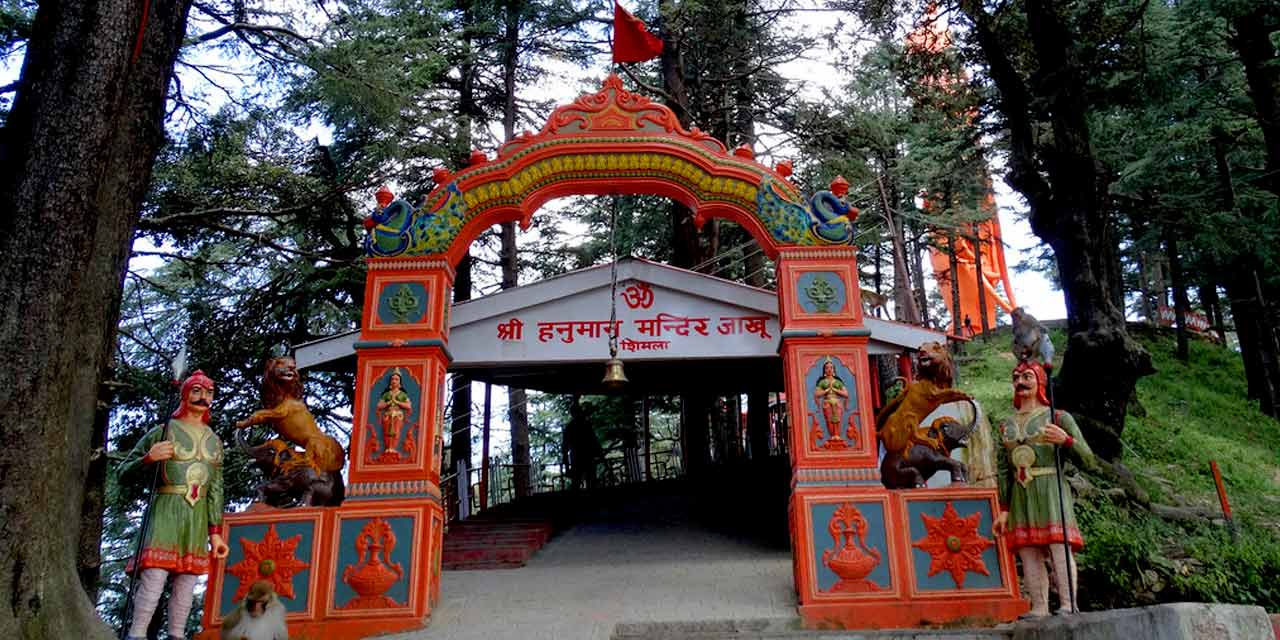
[236,357,345,477]
[875,342,977,489]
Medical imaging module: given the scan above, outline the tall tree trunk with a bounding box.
[961,0,1152,458]
[1226,273,1280,417]
[1199,282,1227,346]
[1230,8,1280,198]
[744,250,767,287]
[658,14,711,271]
[1137,252,1155,323]
[909,226,931,327]
[1164,227,1190,361]
[1210,125,1278,414]
[78,365,112,602]
[873,239,883,299]
[499,0,530,499]
[875,171,920,323]
[0,1,193,636]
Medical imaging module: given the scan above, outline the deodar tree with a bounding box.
[953,0,1155,457]
[0,0,193,636]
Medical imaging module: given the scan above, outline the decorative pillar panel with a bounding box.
[361,258,454,345]
[777,247,1027,628]
[783,339,878,470]
[777,247,863,330]
[348,348,448,487]
[777,247,877,472]
[201,498,445,640]
[205,510,328,629]
[324,500,437,620]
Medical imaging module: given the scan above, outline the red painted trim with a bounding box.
[777,257,864,330]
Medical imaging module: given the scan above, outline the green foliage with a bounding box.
[958,328,1280,610]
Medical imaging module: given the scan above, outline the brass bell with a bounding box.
[601,357,629,390]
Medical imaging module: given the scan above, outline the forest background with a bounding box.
[0,0,1277,637]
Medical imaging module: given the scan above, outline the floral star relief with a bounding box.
[911,501,993,588]
[226,524,310,602]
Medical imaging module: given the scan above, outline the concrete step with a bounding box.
[611,619,1006,640]
[611,604,1274,640]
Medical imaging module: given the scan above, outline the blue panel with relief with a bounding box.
[805,355,859,449]
[365,367,423,460]
[333,516,416,610]
[377,282,429,324]
[796,271,847,314]
[220,520,315,616]
[907,498,1004,591]
[810,501,892,595]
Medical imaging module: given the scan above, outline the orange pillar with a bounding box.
[778,246,1026,628]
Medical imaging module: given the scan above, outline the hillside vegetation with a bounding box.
[957,327,1280,610]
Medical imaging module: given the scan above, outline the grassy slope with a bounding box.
[957,327,1280,610]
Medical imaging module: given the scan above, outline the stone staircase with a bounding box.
[442,517,556,570]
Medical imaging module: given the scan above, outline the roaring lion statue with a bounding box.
[875,342,977,489]
[236,357,345,475]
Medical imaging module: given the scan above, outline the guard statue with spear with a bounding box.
[118,367,229,639]
[993,316,1097,618]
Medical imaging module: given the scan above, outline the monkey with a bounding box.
[221,580,289,640]
[859,289,889,318]
[1010,307,1054,365]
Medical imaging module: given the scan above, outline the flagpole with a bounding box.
[608,0,617,75]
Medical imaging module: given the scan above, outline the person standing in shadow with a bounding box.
[563,395,601,491]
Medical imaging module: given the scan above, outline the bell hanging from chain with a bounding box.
[601,356,628,390]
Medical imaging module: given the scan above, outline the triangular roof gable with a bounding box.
[452,257,775,325]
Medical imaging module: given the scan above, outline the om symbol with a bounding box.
[621,282,654,309]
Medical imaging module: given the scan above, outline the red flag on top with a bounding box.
[613,1,663,64]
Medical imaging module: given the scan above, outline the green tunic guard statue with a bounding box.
[993,360,1096,617]
[120,370,229,639]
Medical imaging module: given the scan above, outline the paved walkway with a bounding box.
[391,496,796,640]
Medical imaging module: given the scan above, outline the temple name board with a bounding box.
[452,279,781,365]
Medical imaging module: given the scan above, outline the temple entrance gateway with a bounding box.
[198,75,1026,639]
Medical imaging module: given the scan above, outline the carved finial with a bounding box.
[830,175,849,198]
[602,73,625,91]
[432,166,453,185]
[775,160,793,179]
[375,185,394,208]
[732,144,755,160]
[468,150,488,166]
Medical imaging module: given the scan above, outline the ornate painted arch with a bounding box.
[366,74,857,265]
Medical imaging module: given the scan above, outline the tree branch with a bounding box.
[619,64,675,103]
[185,22,309,47]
